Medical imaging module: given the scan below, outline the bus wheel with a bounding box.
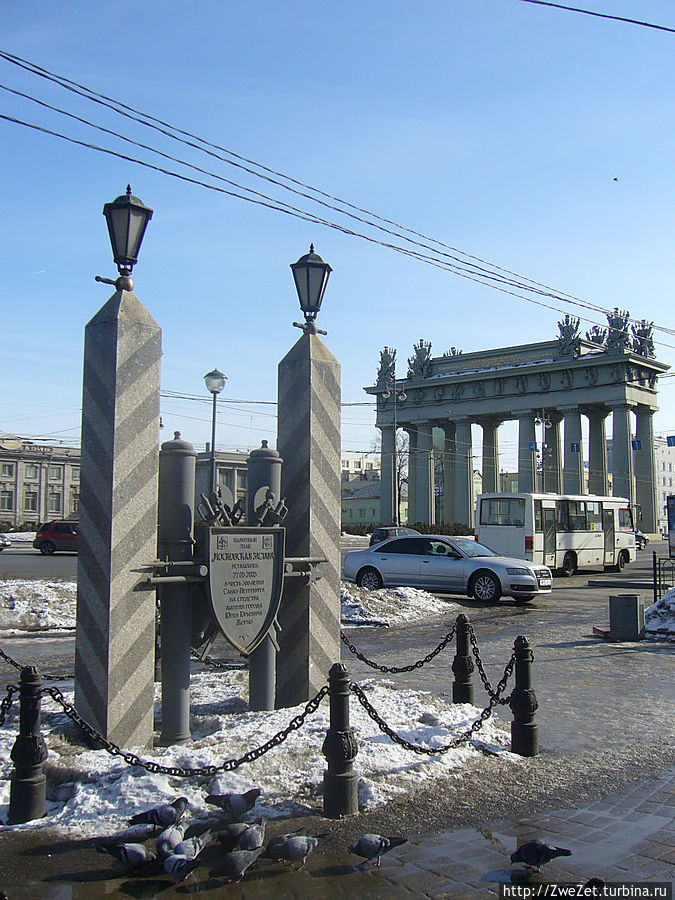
[614,551,626,572]
[561,552,577,577]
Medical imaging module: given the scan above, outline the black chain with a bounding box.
[0,684,19,726]
[190,649,248,671]
[340,624,457,673]
[467,626,516,705]
[0,645,72,682]
[350,671,511,756]
[41,683,329,778]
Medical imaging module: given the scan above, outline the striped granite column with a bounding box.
[276,333,341,708]
[74,289,161,748]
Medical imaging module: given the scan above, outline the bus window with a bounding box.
[618,507,633,531]
[568,500,587,531]
[534,500,542,532]
[480,497,525,526]
[556,501,570,532]
[587,501,602,532]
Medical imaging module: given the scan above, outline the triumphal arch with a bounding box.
[367,312,668,533]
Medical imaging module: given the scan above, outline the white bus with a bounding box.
[475,492,636,576]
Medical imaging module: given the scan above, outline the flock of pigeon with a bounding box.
[96,789,409,884]
[96,790,580,887]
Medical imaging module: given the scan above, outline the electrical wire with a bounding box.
[515,0,675,35]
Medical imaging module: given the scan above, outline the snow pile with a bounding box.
[341,584,454,626]
[644,587,675,633]
[1,531,36,543]
[0,579,77,631]
[0,669,516,836]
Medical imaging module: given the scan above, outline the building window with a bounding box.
[25,464,39,480]
[48,491,62,513]
[70,492,79,513]
[49,465,62,481]
[0,490,14,511]
[71,468,80,482]
[1,463,15,478]
[218,469,233,490]
[24,491,38,512]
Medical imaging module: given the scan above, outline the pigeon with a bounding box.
[96,842,157,868]
[349,833,407,867]
[163,853,201,882]
[205,788,261,819]
[208,847,264,882]
[128,796,189,827]
[268,834,330,868]
[216,822,252,851]
[237,820,266,851]
[173,828,214,860]
[510,840,572,872]
[156,822,187,859]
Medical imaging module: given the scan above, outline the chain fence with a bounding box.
[340,623,457,673]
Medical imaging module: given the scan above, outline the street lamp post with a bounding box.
[381,380,407,526]
[95,185,154,292]
[204,369,227,494]
[290,244,332,334]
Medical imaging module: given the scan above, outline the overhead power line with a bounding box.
[516,1,675,35]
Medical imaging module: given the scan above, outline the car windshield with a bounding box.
[453,538,498,558]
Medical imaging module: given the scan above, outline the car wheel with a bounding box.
[356,567,383,590]
[561,552,577,577]
[471,571,501,603]
[40,541,56,555]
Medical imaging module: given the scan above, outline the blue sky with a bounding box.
[2,0,675,469]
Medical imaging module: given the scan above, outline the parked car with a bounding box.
[369,526,420,547]
[0,534,10,551]
[33,521,79,554]
[634,530,649,551]
[344,535,553,603]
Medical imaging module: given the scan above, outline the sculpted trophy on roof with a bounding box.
[556,315,581,358]
[376,346,397,387]
[407,339,433,379]
[606,308,631,353]
[631,319,655,358]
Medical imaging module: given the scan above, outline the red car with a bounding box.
[33,521,79,555]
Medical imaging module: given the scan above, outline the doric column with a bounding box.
[586,406,609,496]
[481,418,502,494]
[518,412,536,493]
[562,407,584,494]
[414,422,434,525]
[379,424,395,526]
[454,419,473,527]
[635,406,657,532]
[404,426,417,525]
[610,403,635,505]
[542,414,562,493]
[440,422,456,526]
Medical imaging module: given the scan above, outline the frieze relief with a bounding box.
[515,375,528,395]
[561,369,574,389]
[472,382,486,398]
[538,373,551,392]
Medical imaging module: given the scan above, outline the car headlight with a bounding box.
[506,567,531,575]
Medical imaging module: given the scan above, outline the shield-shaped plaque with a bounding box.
[207,527,285,655]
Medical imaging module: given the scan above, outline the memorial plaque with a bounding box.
[207,527,285,655]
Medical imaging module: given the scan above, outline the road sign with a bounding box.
[529,441,538,452]
[631,439,642,451]
[570,442,580,453]
[667,435,675,447]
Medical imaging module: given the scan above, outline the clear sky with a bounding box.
[2,0,675,471]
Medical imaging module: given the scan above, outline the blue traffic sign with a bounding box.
[529,441,537,452]
[667,435,675,447]
[570,442,580,453]
[631,439,642,451]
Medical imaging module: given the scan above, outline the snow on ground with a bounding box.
[0,668,517,836]
[644,587,675,632]
[0,531,36,543]
[0,579,77,631]
[341,583,455,625]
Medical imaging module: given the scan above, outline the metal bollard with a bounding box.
[8,666,48,824]
[322,663,359,817]
[452,614,475,704]
[509,636,539,757]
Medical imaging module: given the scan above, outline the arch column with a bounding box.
[585,406,609,496]
[635,406,657,532]
[436,421,456,526]
[403,426,417,525]
[480,418,502,494]
[542,414,562,493]
[518,412,536,493]
[610,402,635,505]
[562,407,584,494]
[454,418,473,527]
[378,424,395,526]
[414,421,434,526]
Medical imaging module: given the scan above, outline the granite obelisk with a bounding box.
[74,288,161,747]
[276,332,341,707]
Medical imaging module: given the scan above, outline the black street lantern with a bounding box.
[290,244,332,334]
[100,185,153,288]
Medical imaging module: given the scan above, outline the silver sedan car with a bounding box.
[343,535,553,603]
